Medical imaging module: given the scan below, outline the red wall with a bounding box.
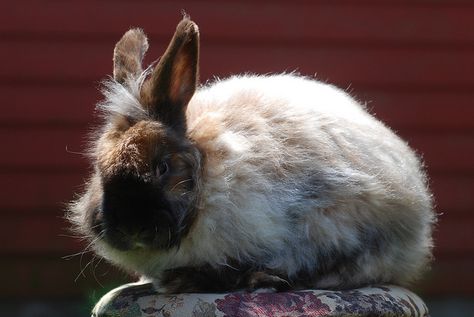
[2,0,473,298]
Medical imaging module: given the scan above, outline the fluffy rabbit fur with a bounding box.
[69,18,435,293]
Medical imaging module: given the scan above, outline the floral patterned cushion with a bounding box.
[92,282,429,317]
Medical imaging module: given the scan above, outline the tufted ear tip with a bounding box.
[113,28,149,84]
[176,17,199,38]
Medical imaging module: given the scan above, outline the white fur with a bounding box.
[97,68,152,121]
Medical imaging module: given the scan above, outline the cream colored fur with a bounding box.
[85,73,435,290]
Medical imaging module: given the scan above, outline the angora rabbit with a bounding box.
[69,18,435,293]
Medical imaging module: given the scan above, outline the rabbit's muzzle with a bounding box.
[99,174,180,251]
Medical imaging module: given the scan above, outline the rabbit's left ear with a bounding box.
[141,18,199,133]
[113,28,149,84]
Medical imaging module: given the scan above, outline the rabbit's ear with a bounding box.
[141,18,199,133]
[113,28,149,84]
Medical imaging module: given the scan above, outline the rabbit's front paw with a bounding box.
[245,271,291,292]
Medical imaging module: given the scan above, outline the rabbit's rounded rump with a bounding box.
[68,18,435,293]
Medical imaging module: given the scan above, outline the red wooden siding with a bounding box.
[1,0,473,298]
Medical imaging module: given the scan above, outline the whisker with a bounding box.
[62,250,92,260]
[65,145,87,156]
[92,257,105,288]
[167,227,171,249]
[75,256,94,282]
[169,178,192,192]
[75,231,105,280]
[83,231,104,252]
[180,191,191,197]
[62,231,104,260]
[59,233,95,240]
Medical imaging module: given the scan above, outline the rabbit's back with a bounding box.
[188,74,427,198]
[176,74,434,288]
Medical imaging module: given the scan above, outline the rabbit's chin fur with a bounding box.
[70,73,435,292]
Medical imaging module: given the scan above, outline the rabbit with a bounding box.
[68,18,436,293]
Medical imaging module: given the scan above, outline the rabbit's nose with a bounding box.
[104,223,157,250]
[115,225,156,247]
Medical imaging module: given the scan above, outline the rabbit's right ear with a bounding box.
[141,18,199,134]
[113,28,149,84]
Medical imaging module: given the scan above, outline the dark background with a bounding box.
[1,1,473,316]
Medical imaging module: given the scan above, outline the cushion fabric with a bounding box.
[92,283,429,317]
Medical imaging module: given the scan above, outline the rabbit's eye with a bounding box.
[156,161,169,177]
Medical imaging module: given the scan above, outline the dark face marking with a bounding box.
[100,173,178,250]
[97,143,201,252]
[91,122,201,251]
[88,106,203,251]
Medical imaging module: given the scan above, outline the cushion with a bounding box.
[92,282,429,317]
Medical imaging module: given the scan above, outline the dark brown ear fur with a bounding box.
[141,18,200,134]
[113,28,149,84]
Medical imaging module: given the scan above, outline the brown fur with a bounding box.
[140,19,199,134]
[113,28,149,84]
[96,120,166,180]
